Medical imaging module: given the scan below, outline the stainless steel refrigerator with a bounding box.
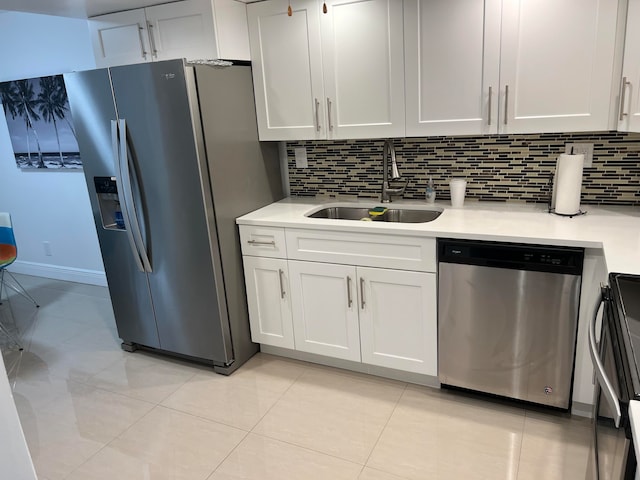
[64,59,282,374]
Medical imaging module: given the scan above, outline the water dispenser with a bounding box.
[94,177,126,230]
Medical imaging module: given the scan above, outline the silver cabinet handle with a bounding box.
[147,21,158,57]
[346,275,352,308]
[111,120,145,272]
[487,86,493,126]
[504,85,509,126]
[315,98,321,132]
[247,239,276,246]
[588,290,622,428]
[360,277,365,309]
[278,269,285,299]
[327,98,333,131]
[119,119,152,273]
[137,26,148,59]
[619,76,630,121]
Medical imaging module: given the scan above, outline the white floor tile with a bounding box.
[367,386,525,480]
[0,275,599,480]
[85,353,199,404]
[68,406,247,480]
[208,433,363,480]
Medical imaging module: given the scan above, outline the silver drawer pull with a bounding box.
[278,269,286,299]
[619,77,630,121]
[346,276,352,308]
[360,277,365,309]
[247,239,276,246]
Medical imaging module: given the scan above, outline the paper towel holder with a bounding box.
[547,172,587,218]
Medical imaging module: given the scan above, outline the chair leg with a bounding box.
[0,312,23,351]
[1,270,39,308]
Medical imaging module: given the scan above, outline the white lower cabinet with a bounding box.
[241,225,438,378]
[358,267,437,376]
[288,260,361,362]
[287,260,437,374]
[243,256,294,349]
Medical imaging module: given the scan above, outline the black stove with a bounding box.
[610,273,640,401]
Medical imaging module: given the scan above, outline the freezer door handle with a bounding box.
[588,290,622,428]
[112,120,145,272]
[118,119,153,273]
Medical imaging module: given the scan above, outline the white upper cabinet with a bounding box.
[619,0,640,132]
[500,0,619,133]
[247,0,325,141]
[90,9,152,66]
[405,0,620,136]
[404,0,501,136]
[321,0,405,139]
[89,0,250,68]
[144,1,217,62]
[248,0,405,141]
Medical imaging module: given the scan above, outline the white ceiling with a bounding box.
[0,0,260,19]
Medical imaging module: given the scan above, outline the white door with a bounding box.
[247,0,326,141]
[404,0,501,137]
[321,0,405,139]
[288,260,361,361]
[243,256,294,349]
[145,0,217,62]
[499,0,619,133]
[89,9,152,68]
[619,0,640,132]
[358,267,437,375]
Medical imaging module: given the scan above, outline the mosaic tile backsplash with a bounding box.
[287,131,640,205]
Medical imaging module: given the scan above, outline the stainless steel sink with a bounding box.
[307,206,442,223]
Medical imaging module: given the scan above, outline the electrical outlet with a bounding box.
[294,147,308,168]
[564,143,594,168]
[43,241,52,256]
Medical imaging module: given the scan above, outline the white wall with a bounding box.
[0,12,106,285]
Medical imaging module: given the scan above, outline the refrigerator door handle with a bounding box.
[118,119,153,273]
[588,290,622,428]
[112,120,145,272]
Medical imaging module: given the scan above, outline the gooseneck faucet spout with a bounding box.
[381,139,408,203]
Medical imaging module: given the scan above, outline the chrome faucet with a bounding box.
[381,139,407,203]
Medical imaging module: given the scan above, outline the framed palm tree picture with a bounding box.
[1,74,82,170]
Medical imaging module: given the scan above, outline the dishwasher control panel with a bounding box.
[439,239,584,275]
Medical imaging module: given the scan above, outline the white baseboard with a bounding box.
[7,260,107,286]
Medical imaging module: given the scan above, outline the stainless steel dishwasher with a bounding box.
[438,239,584,409]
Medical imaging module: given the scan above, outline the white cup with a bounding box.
[449,179,467,208]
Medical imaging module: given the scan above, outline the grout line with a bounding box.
[361,382,409,469]
[249,430,367,467]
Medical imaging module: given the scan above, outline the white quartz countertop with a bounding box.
[236,197,640,275]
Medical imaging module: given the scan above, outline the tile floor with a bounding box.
[0,273,595,480]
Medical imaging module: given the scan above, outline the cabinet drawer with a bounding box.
[239,225,287,258]
[286,229,436,272]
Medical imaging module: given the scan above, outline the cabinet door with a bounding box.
[145,0,217,62]
[321,0,405,139]
[358,267,437,375]
[288,260,361,361]
[500,0,619,133]
[247,0,326,141]
[89,9,152,68]
[404,0,501,137]
[243,256,294,349]
[619,0,640,132]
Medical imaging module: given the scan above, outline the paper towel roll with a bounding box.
[554,153,584,215]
